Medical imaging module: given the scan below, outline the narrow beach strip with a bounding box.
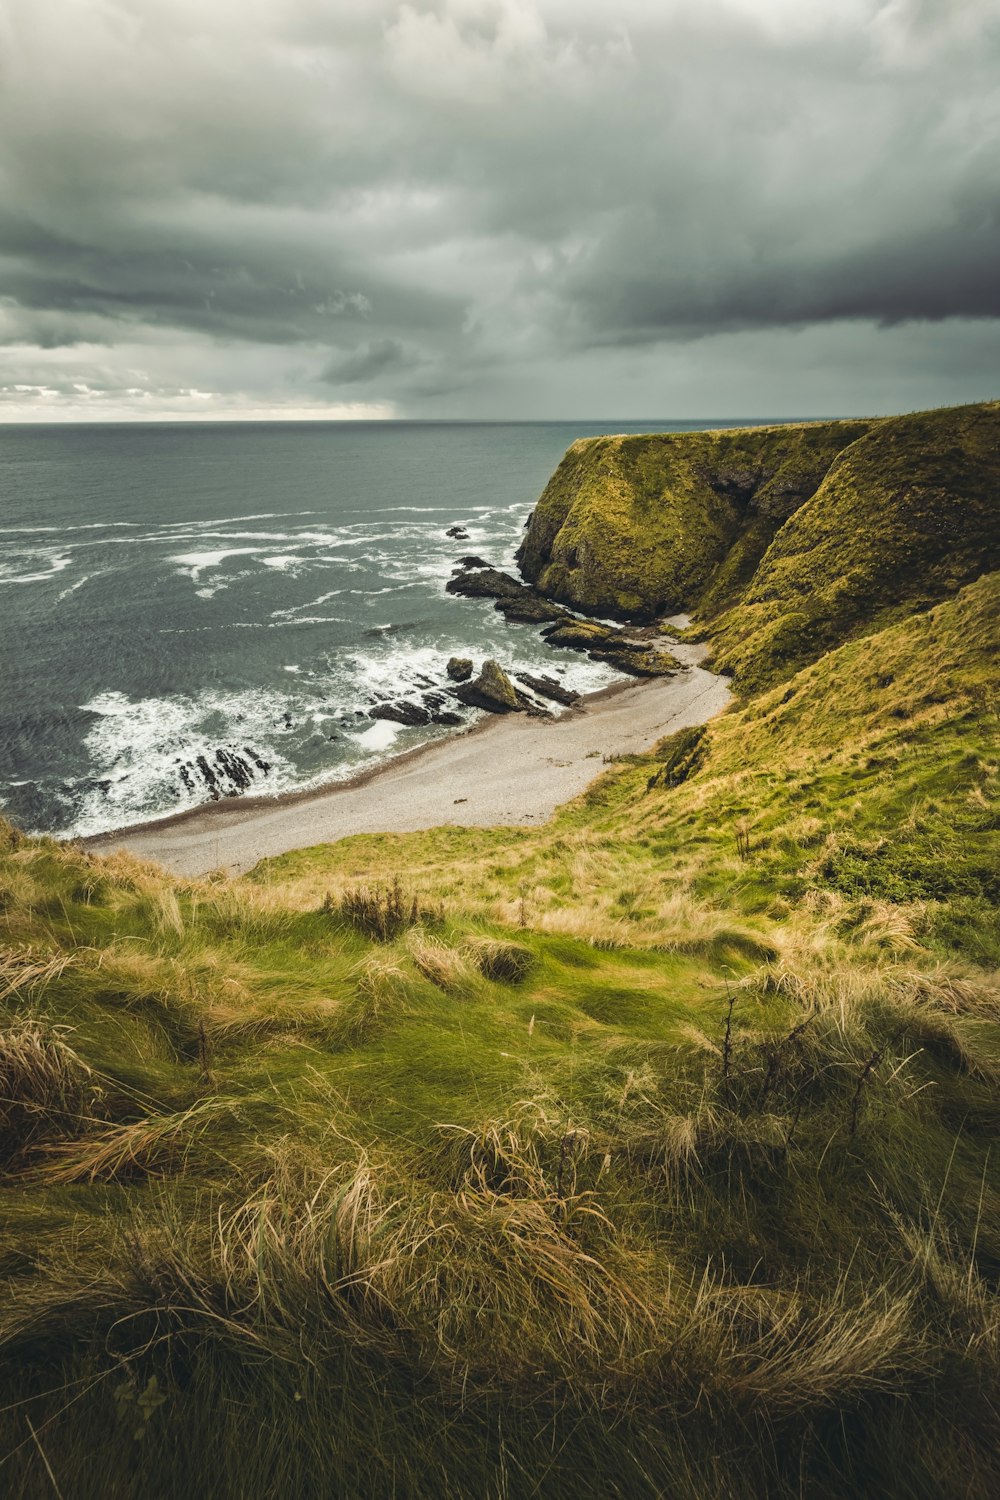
[84,656,730,878]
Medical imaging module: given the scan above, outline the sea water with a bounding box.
[0,419,758,838]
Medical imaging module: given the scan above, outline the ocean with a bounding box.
[1,419,758,839]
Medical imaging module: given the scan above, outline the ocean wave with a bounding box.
[0,552,73,585]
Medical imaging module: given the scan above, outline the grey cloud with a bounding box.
[321,338,422,384]
[0,0,996,418]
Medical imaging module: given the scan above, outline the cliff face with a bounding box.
[517,402,1000,689]
[515,419,872,621]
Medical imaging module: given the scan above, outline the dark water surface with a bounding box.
[1,419,768,837]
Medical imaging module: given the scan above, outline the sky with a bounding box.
[0,0,998,421]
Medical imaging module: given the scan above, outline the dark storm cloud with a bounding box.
[0,0,997,417]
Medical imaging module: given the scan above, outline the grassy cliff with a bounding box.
[518,401,1000,689]
[0,403,998,1498]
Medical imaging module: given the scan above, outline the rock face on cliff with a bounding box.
[517,401,1000,690]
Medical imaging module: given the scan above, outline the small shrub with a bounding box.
[323,877,443,942]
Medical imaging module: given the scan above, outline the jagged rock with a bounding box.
[446,657,474,682]
[446,525,470,539]
[369,701,431,727]
[431,711,464,726]
[446,566,524,601]
[454,659,524,714]
[454,555,491,570]
[515,672,580,707]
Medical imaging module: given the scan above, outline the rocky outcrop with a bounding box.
[446,566,526,602]
[454,659,538,714]
[541,620,679,678]
[515,420,873,623]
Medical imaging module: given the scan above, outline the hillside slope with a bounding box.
[1,562,998,1498]
[518,401,1000,689]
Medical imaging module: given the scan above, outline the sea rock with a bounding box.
[369,701,432,727]
[431,711,464,726]
[454,555,491,571]
[446,525,470,539]
[515,672,580,707]
[446,565,569,623]
[445,566,524,602]
[446,656,474,682]
[454,659,524,714]
[541,619,620,651]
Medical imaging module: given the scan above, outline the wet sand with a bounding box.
[85,644,730,877]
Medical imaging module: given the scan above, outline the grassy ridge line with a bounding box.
[518,400,1000,690]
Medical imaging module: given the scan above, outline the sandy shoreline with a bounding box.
[84,640,730,877]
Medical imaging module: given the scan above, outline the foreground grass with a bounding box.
[1,567,998,1496]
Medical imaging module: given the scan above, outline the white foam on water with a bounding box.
[70,687,303,838]
[56,574,93,603]
[352,720,402,753]
[0,552,73,585]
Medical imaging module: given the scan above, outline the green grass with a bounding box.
[1,408,999,1497]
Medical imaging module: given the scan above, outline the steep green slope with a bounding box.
[518,401,1000,690]
[709,402,1000,689]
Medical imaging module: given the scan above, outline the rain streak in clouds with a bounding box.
[0,0,998,420]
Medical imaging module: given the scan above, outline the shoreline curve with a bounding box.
[83,650,730,878]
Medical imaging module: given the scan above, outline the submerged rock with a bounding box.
[446,524,470,539]
[446,656,474,682]
[369,701,432,727]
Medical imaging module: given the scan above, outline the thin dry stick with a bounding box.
[721,986,736,1083]
[25,1416,65,1500]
